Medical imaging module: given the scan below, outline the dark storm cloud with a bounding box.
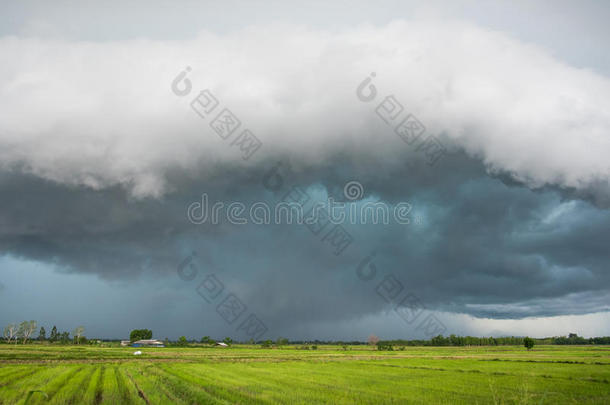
[1,146,608,328]
[1,16,610,336]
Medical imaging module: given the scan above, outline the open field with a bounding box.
[0,345,608,404]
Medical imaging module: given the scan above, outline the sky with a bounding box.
[0,0,609,341]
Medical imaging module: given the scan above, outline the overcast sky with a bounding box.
[1,0,609,341]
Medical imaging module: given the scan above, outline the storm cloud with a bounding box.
[1,3,609,340]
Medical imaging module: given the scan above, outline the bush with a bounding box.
[377,342,393,351]
[524,337,535,350]
[74,336,87,345]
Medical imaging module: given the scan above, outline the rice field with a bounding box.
[0,345,608,404]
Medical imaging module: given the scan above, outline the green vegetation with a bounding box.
[0,344,608,404]
[129,329,153,342]
[374,333,610,347]
[524,337,535,351]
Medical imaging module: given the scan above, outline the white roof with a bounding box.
[216,342,228,346]
[134,339,164,344]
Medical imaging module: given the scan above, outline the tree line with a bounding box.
[3,321,86,344]
[374,333,610,347]
[5,324,610,347]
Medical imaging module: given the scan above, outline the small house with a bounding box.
[132,339,165,347]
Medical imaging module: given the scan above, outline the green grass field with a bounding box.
[0,345,608,404]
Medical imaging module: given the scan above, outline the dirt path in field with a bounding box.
[124,369,151,405]
[2,354,610,365]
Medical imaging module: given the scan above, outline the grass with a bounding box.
[0,345,608,404]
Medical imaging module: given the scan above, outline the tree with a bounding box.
[377,341,394,351]
[17,321,37,344]
[200,336,213,345]
[223,337,233,346]
[524,337,535,351]
[130,329,153,342]
[367,334,380,346]
[73,326,85,345]
[261,339,272,348]
[38,327,46,341]
[59,331,70,344]
[3,324,17,343]
[49,326,58,343]
[177,336,188,346]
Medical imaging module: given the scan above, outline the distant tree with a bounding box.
[4,323,17,343]
[368,334,380,346]
[200,336,213,345]
[73,326,85,345]
[524,337,535,351]
[261,339,272,348]
[431,335,447,346]
[59,332,70,344]
[223,337,233,346]
[38,327,46,341]
[177,336,188,346]
[49,326,58,343]
[17,321,37,344]
[377,341,393,351]
[17,322,26,344]
[130,329,153,342]
[276,337,289,346]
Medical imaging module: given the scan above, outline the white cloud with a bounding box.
[0,20,609,197]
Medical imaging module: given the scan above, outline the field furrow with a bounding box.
[0,345,608,404]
